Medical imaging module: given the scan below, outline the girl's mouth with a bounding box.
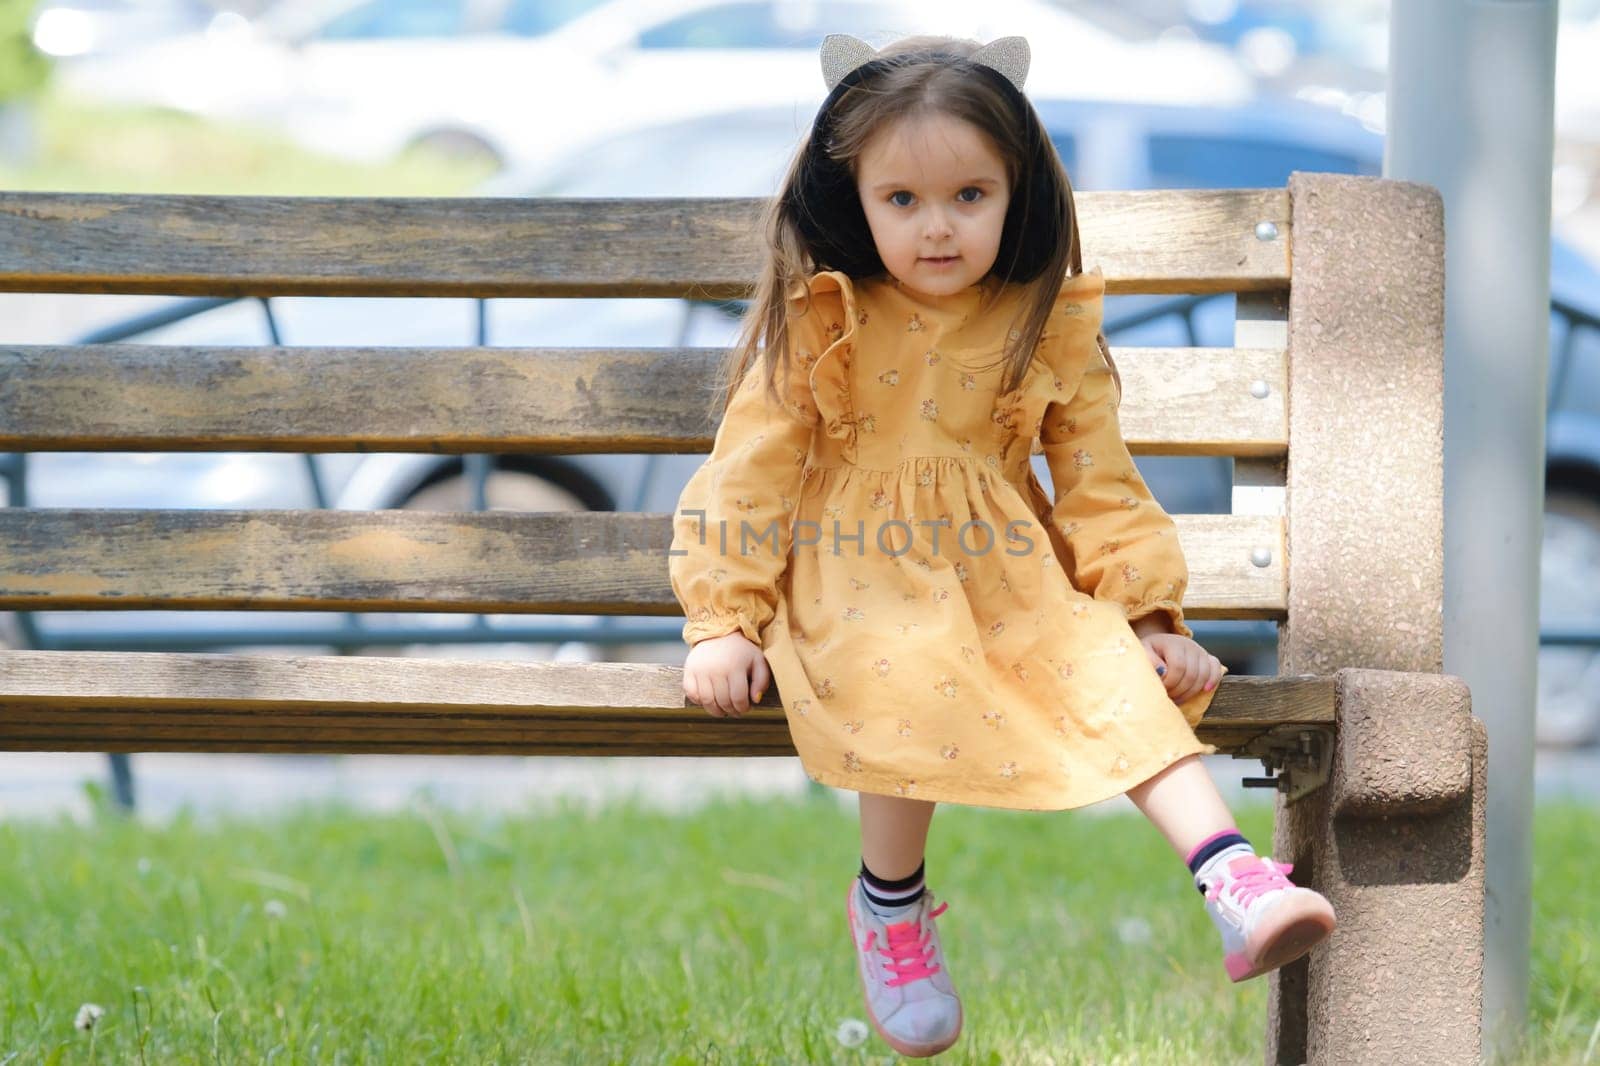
[923,256,960,266]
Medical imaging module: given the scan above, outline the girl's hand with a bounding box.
[683,631,773,719]
[1139,633,1226,704]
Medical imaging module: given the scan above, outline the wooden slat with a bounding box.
[1232,289,1292,513]
[0,344,1286,456]
[1113,346,1285,456]
[0,718,800,755]
[0,509,1286,619]
[0,650,1333,755]
[0,737,800,756]
[0,191,1290,298]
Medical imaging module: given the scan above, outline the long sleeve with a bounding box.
[1039,274,1196,641]
[668,321,822,648]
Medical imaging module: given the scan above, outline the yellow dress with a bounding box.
[669,265,1219,811]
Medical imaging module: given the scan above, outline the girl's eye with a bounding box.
[888,188,983,207]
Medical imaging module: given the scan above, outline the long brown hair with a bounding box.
[707,34,1118,426]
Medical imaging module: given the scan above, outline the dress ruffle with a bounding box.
[791,270,860,462]
[998,265,1108,559]
[994,265,1107,447]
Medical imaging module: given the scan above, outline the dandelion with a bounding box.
[263,899,288,920]
[835,1018,869,1048]
[74,1003,105,1031]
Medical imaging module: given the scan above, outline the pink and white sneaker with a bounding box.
[845,877,963,1058]
[1201,854,1337,982]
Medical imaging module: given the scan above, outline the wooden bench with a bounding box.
[0,172,1484,1064]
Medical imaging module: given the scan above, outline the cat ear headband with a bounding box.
[789,33,1058,283]
[819,33,1031,93]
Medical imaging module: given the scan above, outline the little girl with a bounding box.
[668,31,1337,1059]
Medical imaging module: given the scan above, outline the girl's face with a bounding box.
[853,112,1012,300]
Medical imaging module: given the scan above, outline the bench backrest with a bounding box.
[0,173,1445,755]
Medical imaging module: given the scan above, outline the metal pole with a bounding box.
[1387,2,1557,1059]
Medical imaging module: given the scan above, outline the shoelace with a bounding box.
[861,900,949,987]
[1206,857,1295,908]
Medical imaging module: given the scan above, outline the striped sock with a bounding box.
[1186,829,1255,894]
[859,857,926,920]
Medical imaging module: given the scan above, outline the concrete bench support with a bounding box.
[1268,173,1484,1064]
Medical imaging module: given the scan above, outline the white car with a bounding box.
[29,0,215,59]
[53,0,1257,173]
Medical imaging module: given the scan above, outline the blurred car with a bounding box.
[47,0,613,170]
[29,0,218,59]
[50,0,1257,174]
[14,95,1600,747]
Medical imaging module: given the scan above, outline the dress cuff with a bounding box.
[682,606,763,648]
[1123,598,1194,641]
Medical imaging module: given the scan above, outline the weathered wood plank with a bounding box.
[0,716,801,754]
[0,650,1332,754]
[0,509,1286,618]
[0,652,1331,721]
[0,191,1289,297]
[0,737,802,755]
[0,344,1286,457]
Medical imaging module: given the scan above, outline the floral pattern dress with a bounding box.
[668,265,1219,811]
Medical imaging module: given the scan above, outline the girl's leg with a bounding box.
[858,792,936,878]
[849,791,962,1056]
[1123,753,1237,861]
[1128,753,1337,984]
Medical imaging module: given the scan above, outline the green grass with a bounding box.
[0,788,1593,1064]
[0,86,496,195]
[1528,803,1600,1065]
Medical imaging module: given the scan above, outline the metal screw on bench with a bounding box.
[1255,221,1279,241]
[1240,754,1284,791]
[1239,729,1327,795]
